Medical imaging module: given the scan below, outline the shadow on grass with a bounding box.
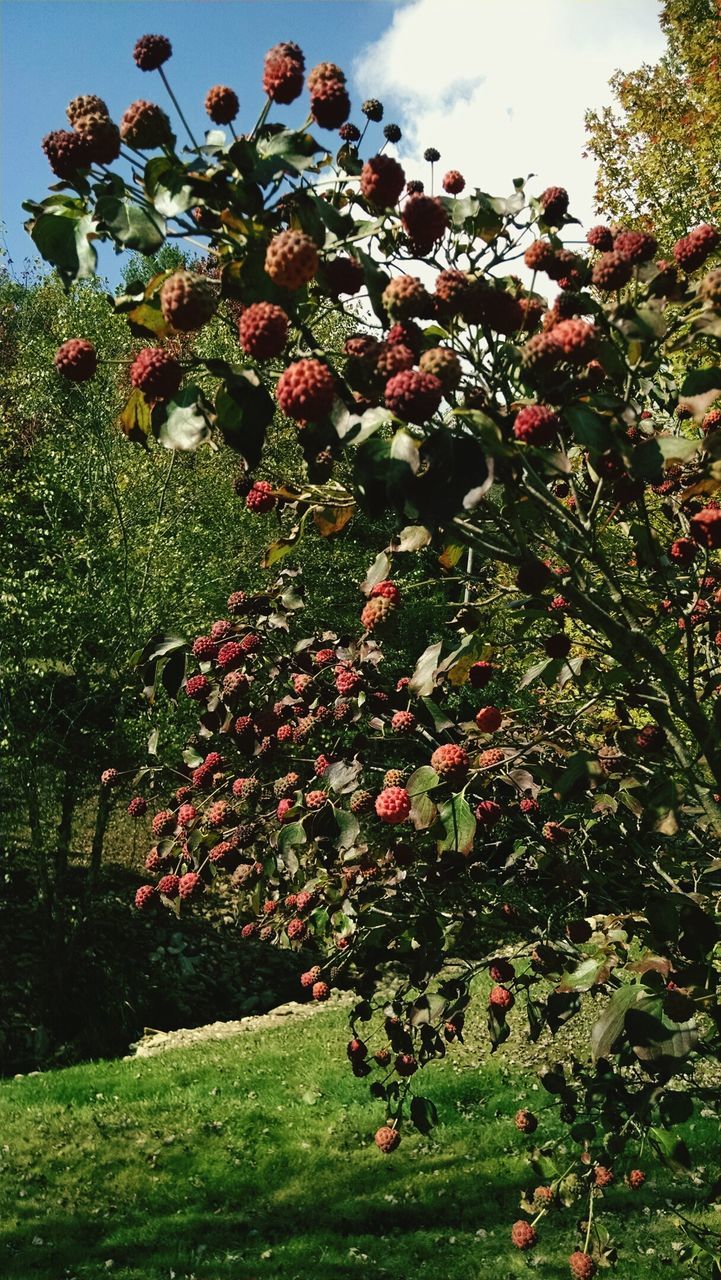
[0,1145,706,1280]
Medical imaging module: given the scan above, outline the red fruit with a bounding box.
[192,635,217,660]
[177,803,198,827]
[542,820,570,844]
[54,339,97,382]
[374,1125,400,1153]
[300,966,322,988]
[157,874,180,898]
[134,884,158,911]
[160,271,217,332]
[513,404,559,446]
[385,369,442,423]
[475,799,502,828]
[524,239,556,272]
[489,985,514,1012]
[569,1252,596,1279]
[475,705,502,733]
[586,225,614,251]
[287,917,308,941]
[322,255,364,299]
[277,798,294,823]
[296,890,317,913]
[205,84,239,124]
[402,194,449,253]
[520,796,539,816]
[552,319,598,364]
[395,1053,417,1077]
[241,923,259,939]
[592,250,634,291]
[217,640,244,671]
[392,710,416,734]
[511,1220,537,1251]
[702,408,721,433]
[442,169,465,194]
[669,537,697,566]
[305,789,327,810]
[370,580,401,606]
[207,799,234,830]
[361,153,406,209]
[418,346,462,391]
[673,224,720,272]
[246,480,276,514]
[361,597,394,631]
[127,796,147,818]
[691,506,721,548]
[276,359,335,421]
[42,129,92,178]
[133,33,172,70]
[238,303,289,359]
[347,1037,368,1061]
[488,957,515,982]
[387,321,424,357]
[130,347,182,401]
[335,667,362,695]
[628,1168,646,1189]
[478,747,505,768]
[593,1165,614,1188]
[179,871,204,900]
[312,981,330,1001]
[310,77,350,129]
[101,768,120,787]
[382,275,432,320]
[544,633,572,659]
[375,786,411,824]
[210,619,232,642]
[265,229,319,289]
[152,810,176,838]
[539,185,568,225]
[430,743,469,782]
[614,229,657,264]
[119,100,173,150]
[514,1108,538,1134]
[263,45,304,104]
[469,661,494,689]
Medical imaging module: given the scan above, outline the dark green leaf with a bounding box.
[96,196,165,253]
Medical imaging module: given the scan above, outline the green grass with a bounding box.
[0,1007,716,1280]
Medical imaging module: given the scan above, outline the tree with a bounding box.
[585,0,721,249]
[24,30,721,1275]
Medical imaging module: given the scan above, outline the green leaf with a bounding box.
[96,195,165,253]
[409,640,443,697]
[563,403,615,452]
[680,366,721,396]
[262,530,300,569]
[409,1095,439,1135]
[436,794,476,855]
[254,128,324,183]
[334,808,360,851]
[410,790,437,831]
[406,766,440,797]
[155,387,212,451]
[118,388,152,444]
[278,821,307,867]
[30,210,98,283]
[215,379,274,468]
[591,984,639,1061]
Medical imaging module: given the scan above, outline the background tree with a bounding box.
[585,0,721,250]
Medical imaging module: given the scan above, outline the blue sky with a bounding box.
[2,1,666,284]
[1,0,398,278]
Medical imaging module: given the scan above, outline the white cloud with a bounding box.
[354,0,666,228]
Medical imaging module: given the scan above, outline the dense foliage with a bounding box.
[585,0,721,248]
[23,27,721,1277]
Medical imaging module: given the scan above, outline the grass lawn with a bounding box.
[0,1004,717,1280]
